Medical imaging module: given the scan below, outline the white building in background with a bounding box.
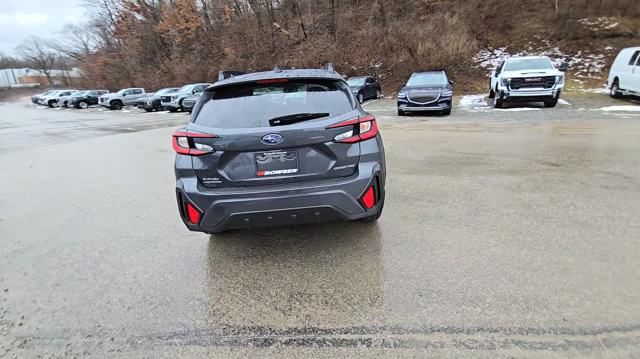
[0,67,82,88]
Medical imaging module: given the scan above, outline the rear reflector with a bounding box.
[362,186,376,209]
[186,203,202,224]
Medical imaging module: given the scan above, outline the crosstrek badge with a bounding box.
[257,169,299,177]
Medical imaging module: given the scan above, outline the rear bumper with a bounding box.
[176,161,385,233]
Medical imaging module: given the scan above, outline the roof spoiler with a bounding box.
[218,70,245,81]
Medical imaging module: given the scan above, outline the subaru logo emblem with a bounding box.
[261,134,284,145]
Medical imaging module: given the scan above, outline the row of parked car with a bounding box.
[31,46,639,117]
[30,82,212,113]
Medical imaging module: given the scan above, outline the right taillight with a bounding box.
[327,114,378,143]
[172,130,217,156]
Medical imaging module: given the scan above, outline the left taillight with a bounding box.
[172,131,217,156]
[327,114,378,143]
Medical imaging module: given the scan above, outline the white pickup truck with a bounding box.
[489,56,568,108]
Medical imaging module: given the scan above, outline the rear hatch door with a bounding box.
[187,78,362,188]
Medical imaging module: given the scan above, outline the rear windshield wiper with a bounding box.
[269,112,330,127]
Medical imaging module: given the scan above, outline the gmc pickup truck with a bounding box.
[99,88,146,110]
[489,56,568,108]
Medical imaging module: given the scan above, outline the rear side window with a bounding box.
[629,51,640,66]
[194,79,355,128]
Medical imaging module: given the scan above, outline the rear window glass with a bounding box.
[194,79,354,128]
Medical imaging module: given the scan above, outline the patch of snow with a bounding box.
[558,99,571,106]
[473,41,610,82]
[577,17,619,31]
[459,95,490,112]
[597,106,640,112]
[497,108,540,112]
[582,87,610,94]
[121,110,131,113]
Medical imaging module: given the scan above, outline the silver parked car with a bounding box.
[161,83,210,112]
[99,88,147,110]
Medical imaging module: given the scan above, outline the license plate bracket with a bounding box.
[255,151,299,177]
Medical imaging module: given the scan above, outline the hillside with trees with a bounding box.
[5,0,640,93]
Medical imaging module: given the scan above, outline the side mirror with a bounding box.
[559,62,569,72]
[449,80,455,85]
[122,93,128,96]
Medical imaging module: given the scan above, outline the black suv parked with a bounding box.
[347,76,382,103]
[397,71,454,116]
[174,67,386,234]
[69,90,110,109]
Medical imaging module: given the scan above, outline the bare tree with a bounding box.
[17,37,57,85]
[0,52,27,69]
[50,24,96,62]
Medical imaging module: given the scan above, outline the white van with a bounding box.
[607,47,640,98]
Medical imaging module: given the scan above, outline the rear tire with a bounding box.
[442,108,452,116]
[376,89,381,99]
[168,108,179,113]
[48,100,57,108]
[544,99,558,108]
[361,198,385,223]
[110,101,123,111]
[610,79,622,99]
[78,101,88,109]
[397,109,405,116]
[144,108,153,112]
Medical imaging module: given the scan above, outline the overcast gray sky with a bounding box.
[0,0,86,55]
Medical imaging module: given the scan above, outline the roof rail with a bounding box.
[326,63,335,73]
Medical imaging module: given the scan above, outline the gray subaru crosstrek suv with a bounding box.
[173,67,386,233]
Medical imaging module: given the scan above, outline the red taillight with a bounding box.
[361,186,376,209]
[172,130,217,156]
[328,114,378,143]
[186,203,202,224]
[256,78,289,84]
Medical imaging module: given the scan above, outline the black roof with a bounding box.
[210,68,344,89]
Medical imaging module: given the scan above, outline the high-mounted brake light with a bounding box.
[172,131,218,156]
[327,114,378,143]
[257,78,289,84]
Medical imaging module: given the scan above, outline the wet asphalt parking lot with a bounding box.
[1,94,640,357]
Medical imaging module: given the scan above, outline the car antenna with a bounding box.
[273,65,282,73]
[326,63,335,73]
